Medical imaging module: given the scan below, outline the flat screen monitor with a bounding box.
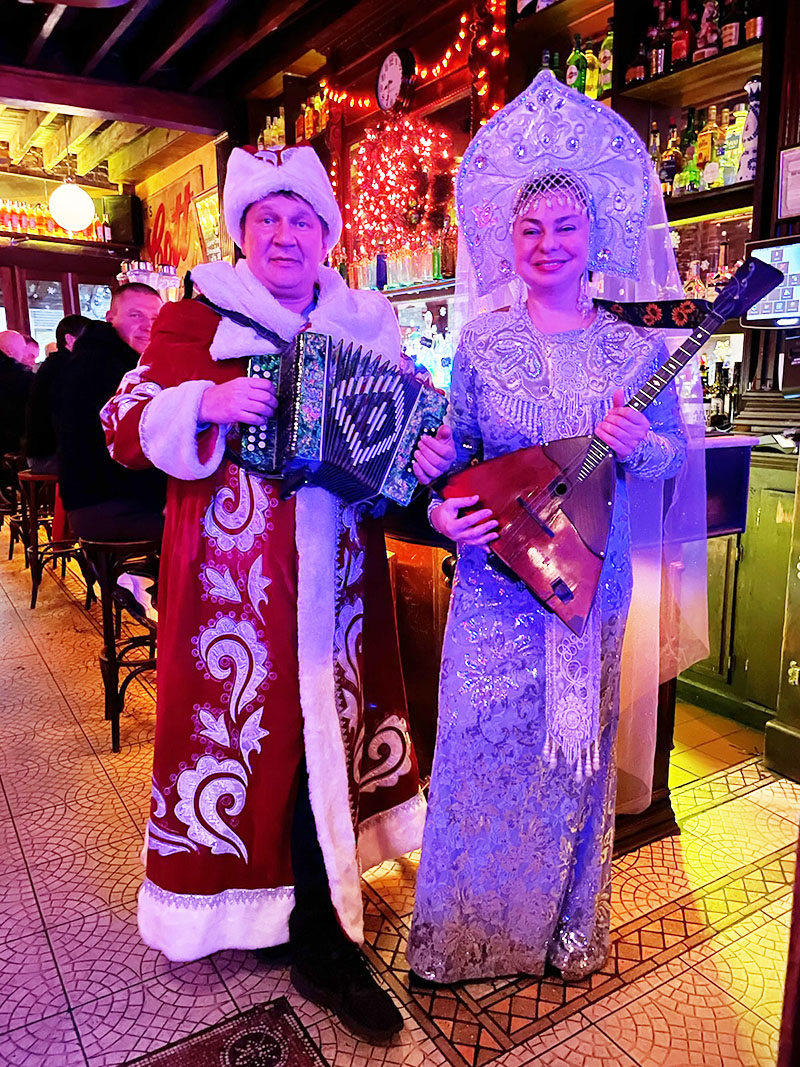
[743,235,800,328]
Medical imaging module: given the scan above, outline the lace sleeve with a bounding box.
[622,372,687,481]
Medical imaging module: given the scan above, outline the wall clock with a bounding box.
[376,48,417,112]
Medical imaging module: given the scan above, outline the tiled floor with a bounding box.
[0,545,796,1066]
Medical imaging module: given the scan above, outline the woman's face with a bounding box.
[512,198,590,300]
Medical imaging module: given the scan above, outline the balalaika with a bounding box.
[442,257,783,636]
[240,332,448,506]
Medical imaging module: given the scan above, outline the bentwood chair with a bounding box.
[16,471,88,609]
[79,538,160,752]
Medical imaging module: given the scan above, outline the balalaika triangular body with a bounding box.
[442,257,783,636]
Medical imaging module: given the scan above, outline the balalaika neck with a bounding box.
[578,306,726,480]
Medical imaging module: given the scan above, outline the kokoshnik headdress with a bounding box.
[453,71,708,803]
[457,70,655,296]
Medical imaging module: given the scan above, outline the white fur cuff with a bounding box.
[139,379,229,480]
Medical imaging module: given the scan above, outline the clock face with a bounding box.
[377,52,404,111]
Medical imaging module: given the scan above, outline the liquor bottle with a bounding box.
[584,40,600,99]
[538,49,552,75]
[677,145,702,195]
[649,121,662,175]
[566,34,587,92]
[102,213,112,242]
[705,107,730,188]
[720,0,742,49]
[743,0,764,40]
[671,0,696,67]
[722,101,748,183]
[707,233,733,295]
[685,259,706,298]
[659,120,683,195]
[295,106,305,143]
[9,201,20,232]
[304,101,314,141]
[552,51,564,82]
[696,105,721,171]
[599,19,614,94]
[693,0,721,60]
[0,200,9,231]
[625,36,648,85]
[736,76,761,182]
[278,106,287,141]
[648,2,670,78]
[679,106,698,155]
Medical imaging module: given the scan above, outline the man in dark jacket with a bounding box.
[0,330,34,459]
[25,314,91,474]
[58,284,166,541]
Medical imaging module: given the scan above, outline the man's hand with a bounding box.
[595,389,650,460]
[198,378,277,426]
[412,425,456,485]
[431,494,499,550]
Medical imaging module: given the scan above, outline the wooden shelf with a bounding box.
[667,181,755,223]
[620,42,763,108]
[0,230,134,254]
[513,0,613,43]
[382,279,456,301]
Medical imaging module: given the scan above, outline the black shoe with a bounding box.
[253,942,292,966]
[291,944,403,1044]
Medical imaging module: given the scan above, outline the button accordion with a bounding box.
[240,331,447,505]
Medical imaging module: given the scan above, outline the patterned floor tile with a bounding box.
[0,863,44,945]
[1,751,120,817]
[695,919,789,1027]
[0,813,27,874]
[596,968,779,1067]
[679,796,798,867]
[761,893,794,926]
[73,965,237,1066]
[28,837,144,930]
[12,794,143,867]
[530,1024,638,1065]
[490,1013,592,1066]
[748,777,800,825]
[0,931,70,1034]
[0,1009,87,1065]
[363,851,420,922]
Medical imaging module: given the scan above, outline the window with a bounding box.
[79,282,113,321]
[26,278,64,352]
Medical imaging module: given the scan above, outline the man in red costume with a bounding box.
[102,145,454,1042]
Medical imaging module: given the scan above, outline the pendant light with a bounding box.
[48,120,96,234]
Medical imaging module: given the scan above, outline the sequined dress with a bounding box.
[407,301,686,982]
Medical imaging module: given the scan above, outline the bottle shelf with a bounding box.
[381,279,456,302]
[621,41,762,107]
[666,181,755,223]
[514,0,613,40]
[0,230,134,254]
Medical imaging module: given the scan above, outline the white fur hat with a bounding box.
[223,145,342,253]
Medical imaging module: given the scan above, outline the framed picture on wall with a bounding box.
[778,146,800,221]
[192,186,233,262]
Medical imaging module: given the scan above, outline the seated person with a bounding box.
[58,285,166,542]
[0,330,34,497]
[25,314,91,475]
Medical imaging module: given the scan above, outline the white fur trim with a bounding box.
[295,488,365,943]
[223,145,342,252]
[138,878,293,962]
[139,379,228,480]
[358,791,427,873]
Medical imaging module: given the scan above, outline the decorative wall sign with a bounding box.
[778,146,800,221]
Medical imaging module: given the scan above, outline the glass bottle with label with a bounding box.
[720,0,743,49]
[659,120,683,196]
[696,105,721,171]
[566,34,587,92]
[304,101,315,141]
[677,145,702,195]
[648,2,670,77]
[705,107,730,188]
[679,106,698,155]
[649,121,662,176]
[722,102,748,184]
[624,36,648,85]
[583,40,600,99]
[671,0,696,67]
[552,51,564,82]
[538,49,552,75]
[599,19,614,94]
[743,0,764,40]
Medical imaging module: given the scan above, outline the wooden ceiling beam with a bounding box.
[75,121,148,175]
[107,126,205,182]
[0,64,230,136]
[82,0,152,75]
[138,0,232,83]
[41,114,105,170]
[26,4,68,67]
[8,109,58,165]
[189,0,307,91]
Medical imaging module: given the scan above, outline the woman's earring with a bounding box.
[578,269,593,315]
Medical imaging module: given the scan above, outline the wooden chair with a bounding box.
[79,538,160,752]
[17,471,88,609]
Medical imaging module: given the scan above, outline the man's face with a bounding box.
[107,291,163,355]
[242,194,326,303]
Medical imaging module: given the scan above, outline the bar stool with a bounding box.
[79,539,159,752]
[17,471,86,609]
[3,453,26,560]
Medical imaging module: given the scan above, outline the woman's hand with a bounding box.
[431,494,499,550]
[595,388,650,460]
[413,425,456,485]
[198,378,278,426]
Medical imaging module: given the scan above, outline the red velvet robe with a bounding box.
[102,292,424,962]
